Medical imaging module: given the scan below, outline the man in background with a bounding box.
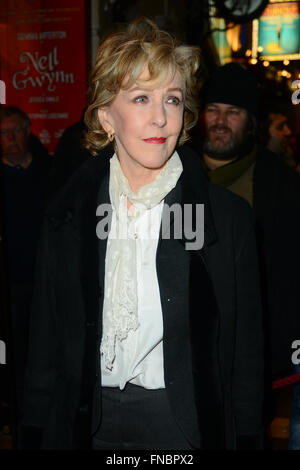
[0,106,52,447]
[195,63,300,449]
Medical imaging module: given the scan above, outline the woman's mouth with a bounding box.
[143,137,166,144]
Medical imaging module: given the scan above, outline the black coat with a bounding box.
[23,145,264,449]
[253,146,300,379]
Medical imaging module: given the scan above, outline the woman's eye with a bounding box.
[167,96,181,105]
[229,110,239,115]
[134,96,148,103]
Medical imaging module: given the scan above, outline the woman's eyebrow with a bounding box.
[128,86,183,95]
[128,86,150,93]
[167,87,183,95]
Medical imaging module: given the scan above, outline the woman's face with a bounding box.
[98,68,184,188]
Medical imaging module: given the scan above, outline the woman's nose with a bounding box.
[151,103,167,127]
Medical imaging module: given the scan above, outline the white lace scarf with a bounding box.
[100,151,183,370]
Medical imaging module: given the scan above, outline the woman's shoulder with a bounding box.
[178,144,253,219]
[209,181,253,217]
[177,145,254,248]
[208,182,255,253]
[46,147,113,220]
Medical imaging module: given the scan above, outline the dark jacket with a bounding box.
[1,136,52,283]
[253,146,300,379]
[23,145,264,449]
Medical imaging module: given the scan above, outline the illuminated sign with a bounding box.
[252,1,300,61]
[209,0,232,65]
[211,17,232,64]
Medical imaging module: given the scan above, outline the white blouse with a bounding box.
[101,198,165,390]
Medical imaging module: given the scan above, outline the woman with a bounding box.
[23,18,264,450]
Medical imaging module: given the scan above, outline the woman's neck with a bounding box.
[118,159,162,194]
[127,170,160,193]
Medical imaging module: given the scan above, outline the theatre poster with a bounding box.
[0,0,87,153]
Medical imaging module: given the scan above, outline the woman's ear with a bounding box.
[98,108,114,134]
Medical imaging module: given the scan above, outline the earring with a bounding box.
[108,132,114,142]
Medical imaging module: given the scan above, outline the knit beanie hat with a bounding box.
[203,63,259,116]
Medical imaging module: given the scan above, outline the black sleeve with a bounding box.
[233,218,264,449]
[22,219,58,436]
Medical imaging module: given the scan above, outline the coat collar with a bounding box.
[46,144,112,228]
[176,145,218,248]
[46,144,218,249]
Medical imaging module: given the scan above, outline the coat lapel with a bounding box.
[253,145,280,231]
[156,147,224,448]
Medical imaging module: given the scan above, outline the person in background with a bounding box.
[22,19,263,450]
[197,63,300,449]
[0,106,52,447]
[259,102,296,169]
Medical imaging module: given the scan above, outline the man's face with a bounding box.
[0,113,29,160]
[267,113,292,155]
[203,102,249,161]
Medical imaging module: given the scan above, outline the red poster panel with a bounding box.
[0,0,87,153]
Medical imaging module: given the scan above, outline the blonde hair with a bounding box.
[84,18,200,155]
